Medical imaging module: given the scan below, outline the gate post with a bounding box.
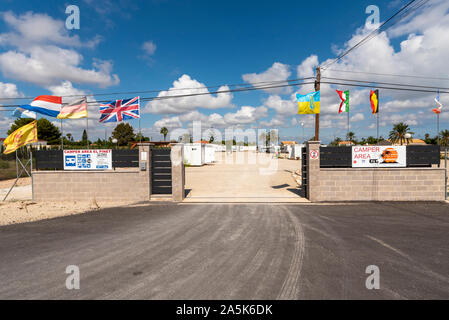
[138,144,151,200]
[171,144,185,202]
[306,141,321,202]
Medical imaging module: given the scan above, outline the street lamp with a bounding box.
[404,133,411,145]
[112,138,118,149]
[300,122,305,143]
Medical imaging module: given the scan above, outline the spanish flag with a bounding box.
[297,91,320,114]
[370,90,379,114]
[3,120,38,154]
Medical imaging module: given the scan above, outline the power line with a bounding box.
[321,81,449,94]
[321,0,430,70]
[322,76,449,91]
[324,69,449,82]
[0,80,316,109]
[0,77,315,101]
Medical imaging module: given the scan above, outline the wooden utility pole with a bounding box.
[314,67,320,141]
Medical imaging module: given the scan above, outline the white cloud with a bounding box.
[0,11,101,49]
[290,0,449,135]
[146,74,233,114]
[350,113,364,122]
[297,54,318,78]
[224,106,267,125]
[263,94,298,116]
[0,82,22,103]
[142,41,157,56]
[152,105,268,130]
[0,11,118,88]
[242,62,291,94]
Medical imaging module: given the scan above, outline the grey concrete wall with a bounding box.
[33,145,151,202]
[306,141,446,202]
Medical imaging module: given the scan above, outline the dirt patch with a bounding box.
[0,177,31,189]
[0,200,144,226]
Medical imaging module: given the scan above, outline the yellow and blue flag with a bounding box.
[297,91,320,114]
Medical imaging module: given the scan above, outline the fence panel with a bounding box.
[112,149,139,168]
[320,147,352,168]
[34,150,63,170]
[406,145,440,167]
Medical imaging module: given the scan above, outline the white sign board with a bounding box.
[63,149,112,170]
[352,146,406,168]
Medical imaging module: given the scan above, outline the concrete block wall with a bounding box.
[318,168,446,201]
[307,141,447,202]
[33,170,150,202]
[32,145,151,202]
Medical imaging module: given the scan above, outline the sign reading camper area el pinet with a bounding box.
[63,149,112,170]
[352,146,406,168]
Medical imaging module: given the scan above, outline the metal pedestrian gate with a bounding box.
[301,147,308,199]
[151,148,172,195]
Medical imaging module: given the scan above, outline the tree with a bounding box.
[440,129,449,147]
[346,131,356,143]
[389,122,414,145]
[329,137,342,146]
[160,127,168,141]
[82,129,88,143]
[66,133,73,142]
[112,123,135,146]
[8,118,61,145]
[366,136,378,145]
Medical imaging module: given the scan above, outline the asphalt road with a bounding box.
[1,202,449,299]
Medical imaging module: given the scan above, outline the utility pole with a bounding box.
[314,67,320,141]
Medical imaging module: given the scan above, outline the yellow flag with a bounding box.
[3,120,38,154]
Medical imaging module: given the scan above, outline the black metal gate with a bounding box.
[151,148,172,195]
[301,147,308,199]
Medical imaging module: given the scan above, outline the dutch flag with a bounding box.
[19,95,62,118]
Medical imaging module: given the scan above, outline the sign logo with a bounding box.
[310,150,319,160]
[65,155,76,167]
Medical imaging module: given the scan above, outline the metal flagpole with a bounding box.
[60,118,64,150]
[30,151,34,201]
[3,150,32,201]
[376,112,379,141]
[347,109,350,139]
[86,115,88,148]
[139,117,142,143]
[437,113,440,146]
[85,96,89,149]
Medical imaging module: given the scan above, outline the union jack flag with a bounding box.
[99,96,140,123]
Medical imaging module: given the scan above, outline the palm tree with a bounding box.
[346,131,356,143]
[389,122,414,145]
[440,129,449,147]
[160,127,168,141]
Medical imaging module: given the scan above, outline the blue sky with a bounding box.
[0,0,448,143]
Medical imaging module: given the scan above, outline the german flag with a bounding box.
[370,90,379,114]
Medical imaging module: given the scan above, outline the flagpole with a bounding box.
[347,109,350,139]
[60,118,64,150]
[85,96,89,149]
[86,115,89,149]
[139,117,142,143]
[437,112,440,146]
[376,112,379,142]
